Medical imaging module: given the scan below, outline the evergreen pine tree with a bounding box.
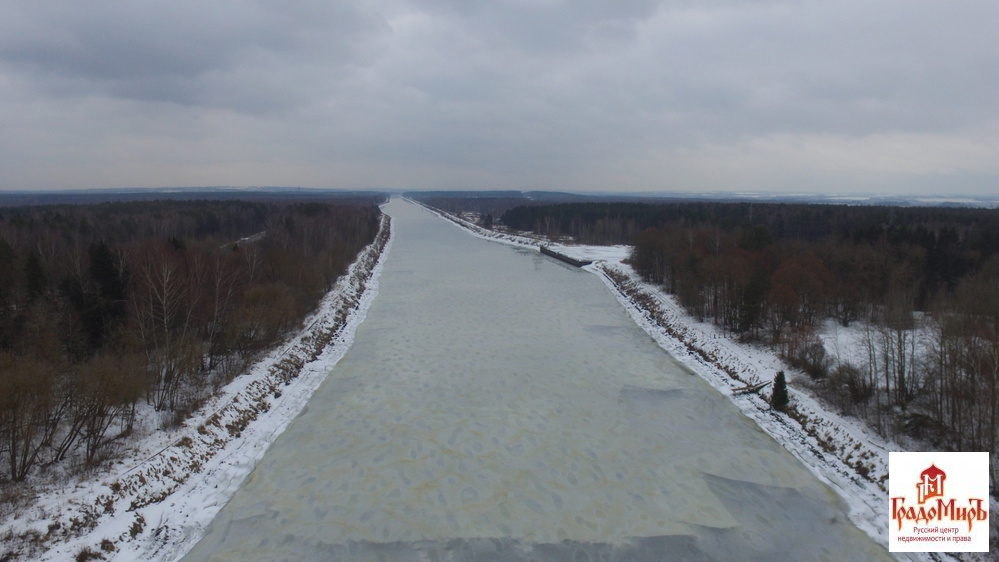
[771,370,789,411]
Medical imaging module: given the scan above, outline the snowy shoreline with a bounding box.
[416,201,967,561]
[1,213,393,561]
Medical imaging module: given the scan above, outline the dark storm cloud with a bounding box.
[0,0,997,193]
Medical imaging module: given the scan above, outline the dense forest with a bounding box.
[408,195,531,228]
[406,191,593,229]
[0,197,383,483]
[502,201,999,483]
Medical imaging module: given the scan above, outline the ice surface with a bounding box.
[183,200,890,561]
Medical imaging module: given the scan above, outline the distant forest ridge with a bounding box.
[407,189,999,209]
[5,187,997,209]
[0,188,390,208]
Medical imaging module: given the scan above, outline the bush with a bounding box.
[828,363,871,411]
[786,332,830,379]
[75,546,103,561]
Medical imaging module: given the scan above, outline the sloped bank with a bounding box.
[0,213,393,562]
[593,266,999,561]
[593,265,894,548]
[414,203,944,559]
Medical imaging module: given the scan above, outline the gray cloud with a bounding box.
[0,0,997,194]
[0,1,382,110]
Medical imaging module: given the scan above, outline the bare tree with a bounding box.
[77,355,142,465]
[131,244,200,412]
[0,355,56,481]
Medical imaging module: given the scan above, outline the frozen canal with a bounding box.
[183,199,890,561]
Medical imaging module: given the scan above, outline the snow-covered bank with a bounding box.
[417,203,964,560]
[594,267,996,561]
[0,213,393,561]
[593,266,898,549]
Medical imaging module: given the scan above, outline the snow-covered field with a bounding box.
[418,203,995,561]
[0,214,393,561]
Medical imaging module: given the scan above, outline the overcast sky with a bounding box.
[1,1,996,195]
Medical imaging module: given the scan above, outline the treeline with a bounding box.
[0,198,382,481]
[504,201,669,245]
[506,201,999,483]
[411,196,530,224]
[504,201,999,304]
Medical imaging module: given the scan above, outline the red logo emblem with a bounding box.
[916,464,946,504]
